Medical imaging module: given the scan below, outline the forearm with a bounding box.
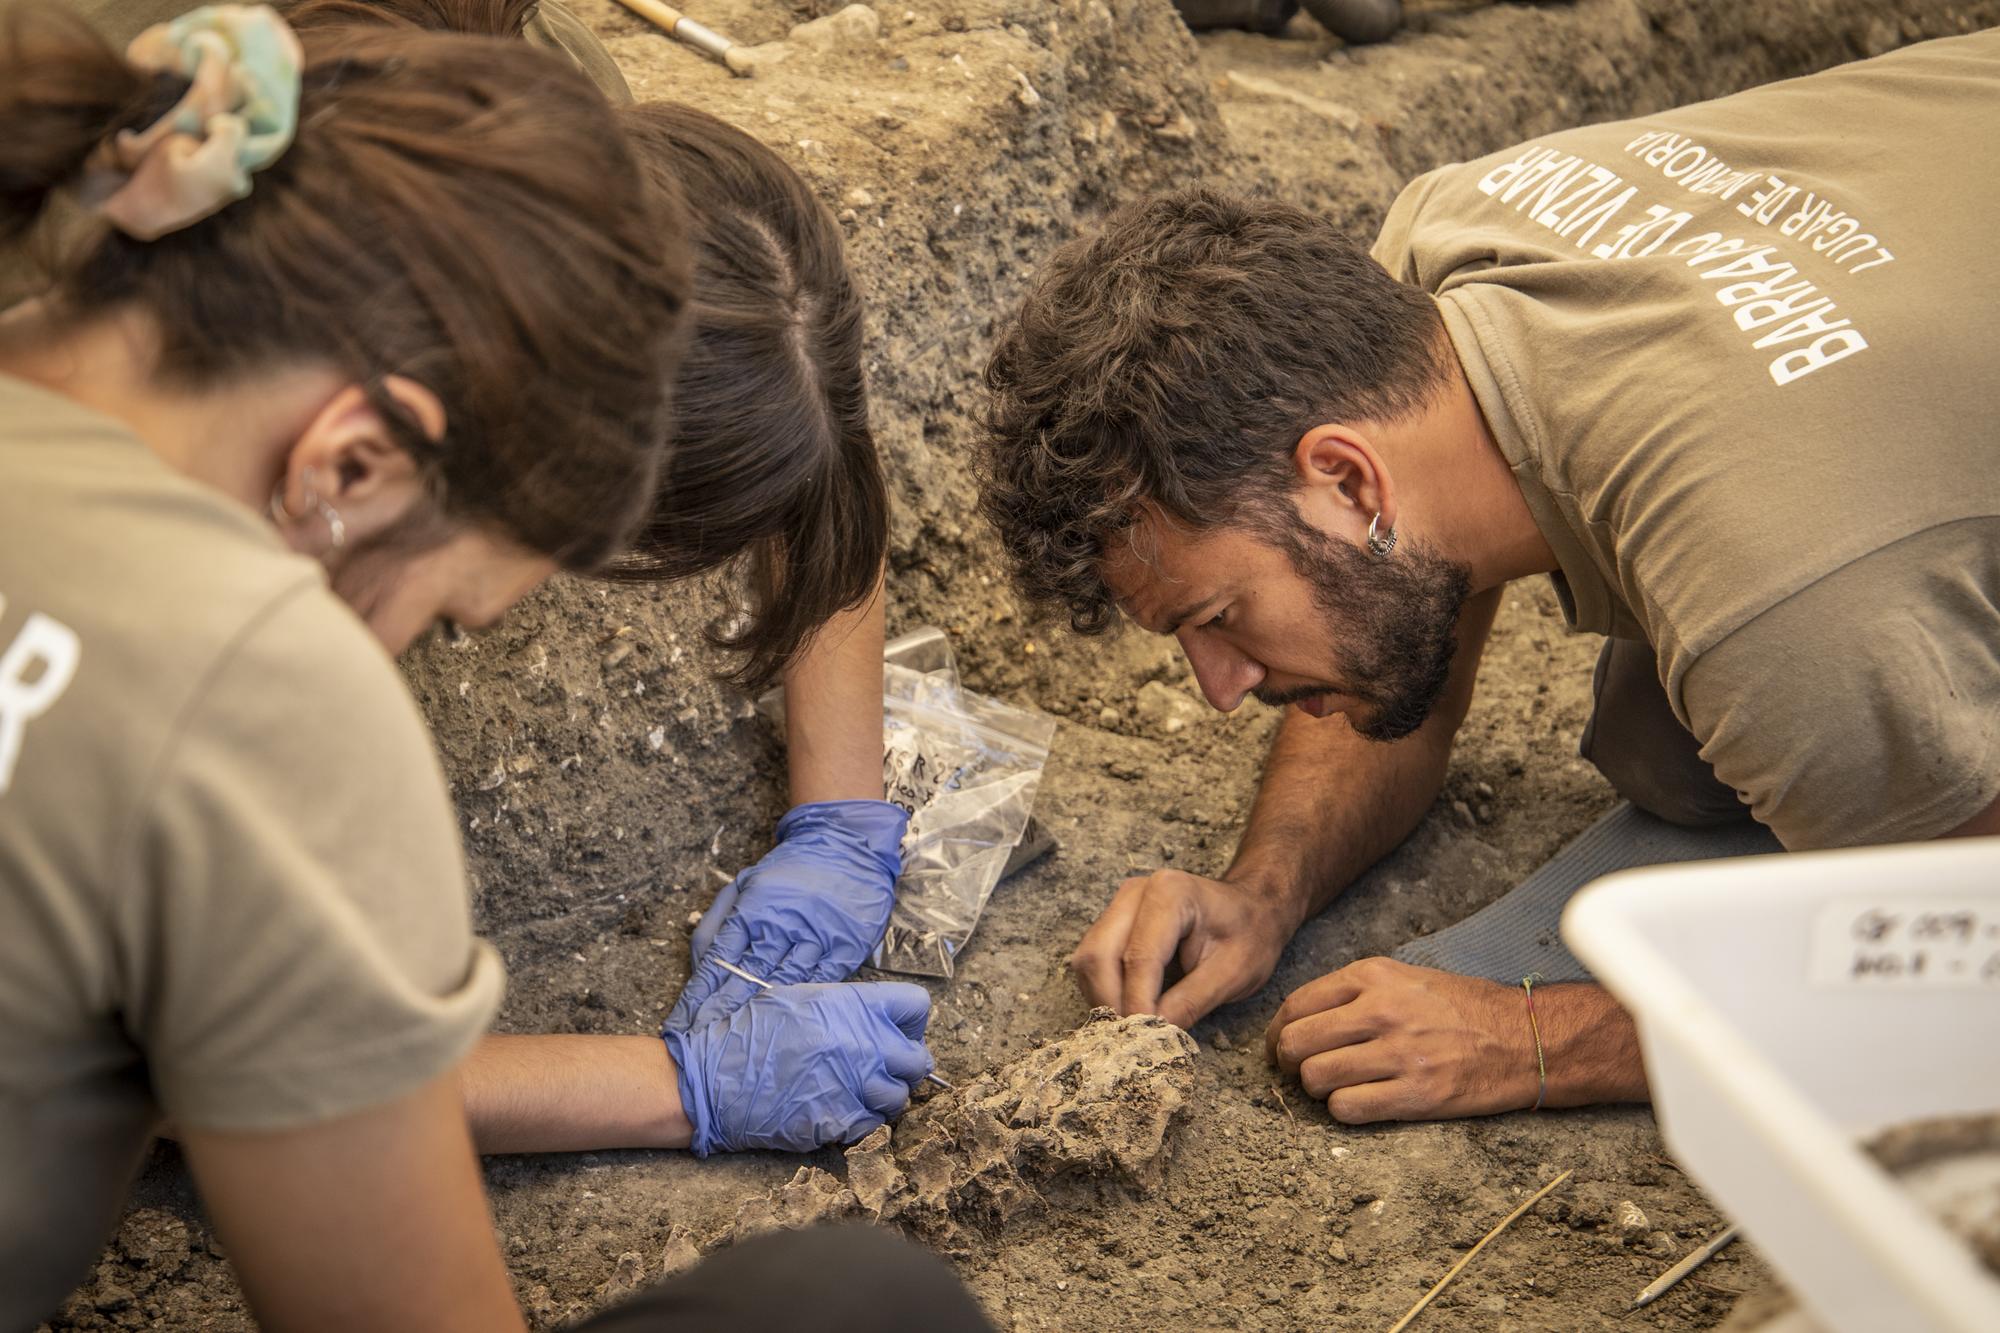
[184,1074,528,1333]
[459,1035,692,1154]
[1535,984,1650,1106]
[1227,587,1501,924]
[1228,710,1456,927]
[783,570,886,806]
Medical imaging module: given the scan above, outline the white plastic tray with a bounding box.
[1563,838,2000,1333]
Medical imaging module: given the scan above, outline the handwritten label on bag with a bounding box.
[1810,899,2000,988]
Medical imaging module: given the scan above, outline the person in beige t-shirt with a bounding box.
[0,8,685,1327]
[976,33,1999,1124]
[4,6,984,1330]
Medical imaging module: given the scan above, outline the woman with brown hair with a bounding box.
[444,99,942,1163]
[0,4,982,1328]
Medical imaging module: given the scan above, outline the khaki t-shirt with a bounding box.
[1372,31,2000,849]
[0,376,503,1329]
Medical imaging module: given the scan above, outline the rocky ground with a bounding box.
[48,0,2000,1329]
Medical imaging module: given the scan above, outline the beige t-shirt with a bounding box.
[0,376,503,1330]
[1372,31,2000,849]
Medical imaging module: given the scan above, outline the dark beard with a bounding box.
[1253,518,1470,742]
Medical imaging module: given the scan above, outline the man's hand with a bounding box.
[1070,868,1297,1029]
[1265,957,1540,1123]
[664,981,933,1156]
[667,799,908,1033]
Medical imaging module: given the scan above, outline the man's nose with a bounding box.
[1177,631,1265,713]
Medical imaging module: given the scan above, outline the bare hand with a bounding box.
[1264,957,1537,1124]
[1070,868,1294,1029]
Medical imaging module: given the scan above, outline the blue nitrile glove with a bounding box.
[665,799,909,1034]
[662,981,933,1156]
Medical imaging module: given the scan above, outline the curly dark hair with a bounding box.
[977,185,1450,632]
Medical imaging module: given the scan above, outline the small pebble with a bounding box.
[1097,706,1120,727]
[1210,1030,1233,1051]
[93,1285,135,1314]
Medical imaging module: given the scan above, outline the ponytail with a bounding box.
[282,0,537,38]
[0,4,161,240]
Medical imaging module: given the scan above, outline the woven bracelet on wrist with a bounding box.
[1520,973,1547,1112]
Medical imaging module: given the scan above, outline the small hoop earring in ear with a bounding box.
[316,493,346,551]
[268,469,346,552]
[1366,512,1398,559]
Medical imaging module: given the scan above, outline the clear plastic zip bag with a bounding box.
[759,627,1056,976]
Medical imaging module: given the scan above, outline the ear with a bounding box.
[1290,424,1396,541]
[274,377,448,556]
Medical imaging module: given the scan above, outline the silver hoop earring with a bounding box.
[1366,512,1398,559]
[270,469,346,551]
[316,494,346,551]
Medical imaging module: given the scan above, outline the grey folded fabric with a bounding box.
[1392,802,1782,983]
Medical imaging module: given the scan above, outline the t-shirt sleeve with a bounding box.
[1369,166,1451,284]
[128,582,503,1131]
[1681,522,2000,851]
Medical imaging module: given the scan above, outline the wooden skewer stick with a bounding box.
[1631,1225,1740,1310]
[611,0,757,77]
[1386,1169,1575,1333]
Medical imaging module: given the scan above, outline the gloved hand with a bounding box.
[665,799,909,1034]
[663,981,934,1156]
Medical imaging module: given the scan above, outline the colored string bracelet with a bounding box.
[1521,973,1547,1111]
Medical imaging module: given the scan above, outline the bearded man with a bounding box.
[974,31,2000,1122]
